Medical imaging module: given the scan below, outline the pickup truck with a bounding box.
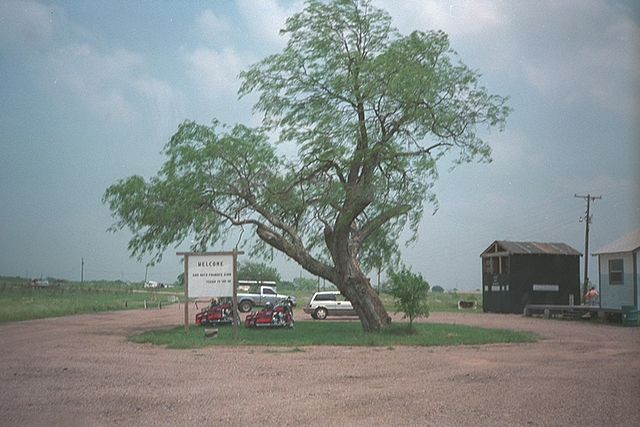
[237,286,296,312]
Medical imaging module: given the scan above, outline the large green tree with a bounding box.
[104,0,509,332]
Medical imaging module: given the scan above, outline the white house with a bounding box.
[593,229,640,310]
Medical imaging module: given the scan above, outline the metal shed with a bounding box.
[481,241,581,314]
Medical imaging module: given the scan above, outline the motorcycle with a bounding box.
[195,300,235,326]
[244,297,295,328]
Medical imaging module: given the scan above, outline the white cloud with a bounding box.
[0,0,54,49]
[382,0,639,116]
[378,0,508,37]
[236,0,302,48]
[184,47,247,97]
[184,1,302,101]
[6,1,187,126]
[509,1,639,115]
[522,11,639,115]
[134,77,185,136]
[488,129,535,169]
[52,44,146,122]
[196,9,232,41]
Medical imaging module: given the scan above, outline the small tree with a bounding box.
[237,262,281,283]
[431,285,444,293]
[388,267,430,330]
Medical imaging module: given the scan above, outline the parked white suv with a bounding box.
[303,291,356,320]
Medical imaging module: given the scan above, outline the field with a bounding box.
[0,277,179,323]
[0,276,480,324]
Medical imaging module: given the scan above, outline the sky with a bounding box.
[1,0,638,289]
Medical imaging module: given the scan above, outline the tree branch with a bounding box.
[353,204,411,250]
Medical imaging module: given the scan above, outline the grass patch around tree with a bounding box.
[129,321,536,349]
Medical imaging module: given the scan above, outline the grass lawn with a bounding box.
[0,282,175,323]
[130,321,537,349]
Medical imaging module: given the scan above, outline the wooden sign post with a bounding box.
[177,251,243,338]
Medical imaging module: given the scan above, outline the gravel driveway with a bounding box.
[1,306,638,426]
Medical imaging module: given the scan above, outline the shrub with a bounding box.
[387,267,430,330]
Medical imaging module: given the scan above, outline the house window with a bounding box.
[608,259,624,285]
[483,257,509,275]
[500,256,509,275]
[483,258,491,274]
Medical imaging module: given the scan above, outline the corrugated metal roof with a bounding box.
[593,229,640,255]
[481,241,582,256]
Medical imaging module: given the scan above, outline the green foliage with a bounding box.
[387,267,430,329]
[129,321,536,349]
[103,122,279,264]
[237,262,281,282]
[431,285,445,293]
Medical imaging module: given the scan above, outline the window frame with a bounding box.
[313,293,337,302]
[483,256,509,275]
[608,258,624,285]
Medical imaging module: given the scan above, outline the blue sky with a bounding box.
[1,0,638,289]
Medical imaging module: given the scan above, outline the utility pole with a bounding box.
[575,193,602,303]
[144,265,149,283]
[81,258,84,283]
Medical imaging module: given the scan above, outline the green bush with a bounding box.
[387,267,430,330]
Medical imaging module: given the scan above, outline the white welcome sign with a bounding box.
[178,250,243,337]
[186,253,234,298]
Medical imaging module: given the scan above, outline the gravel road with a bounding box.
[1,306,638,426]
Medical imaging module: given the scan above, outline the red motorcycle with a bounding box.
[195,300,235,326]
[244,297,295,328]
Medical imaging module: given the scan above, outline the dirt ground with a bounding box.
[1,306,639,427]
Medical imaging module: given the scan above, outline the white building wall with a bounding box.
[599,252,635,309]
[636,250,639,308]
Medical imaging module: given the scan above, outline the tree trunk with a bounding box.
[257,221,391,331]
[321,219,392,332]
[336,273,391,332]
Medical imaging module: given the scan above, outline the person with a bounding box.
[585,287,599,306]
